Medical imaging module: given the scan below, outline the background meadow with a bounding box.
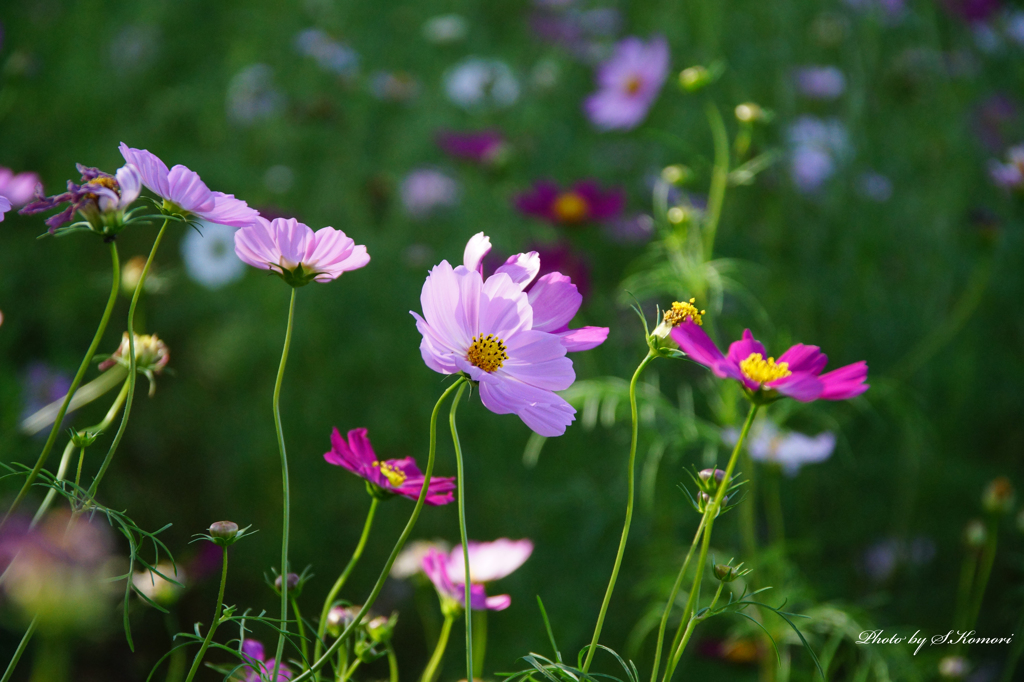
[1,0,1024,680]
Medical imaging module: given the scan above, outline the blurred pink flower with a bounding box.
[241,640,292,682]
[671,325,869,403]
[421,538,533,612]
[988,144,1024,189]
[436,129,508,166]
[515,180,625,226]
[234,217,369,286]
[0,167,40,207]
[400,168,460,219]
[793,66,846,100]
[584,36,669,131]
[119,143,259,227]
[324,427,456,505]
[0,196,9,222]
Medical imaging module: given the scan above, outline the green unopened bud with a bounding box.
[70,430,100,448]
[734,103,765,123]
[679,66,711,91]
[661,164,693,185]
[963,519,987,549]
[209,521,239,546]
[982,476,1015,515]
[366,612,398,644]
[713,564,738,582]
[698,468,726,491]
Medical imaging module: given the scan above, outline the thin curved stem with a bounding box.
[314,498,379,674]
[663,402,758,682]
[582,350,657,672]
[701,100,730,261]
[420,615,455,682]
[448,382,473,681]
[288,377,468,682]
[87,219,169,500]
[271,287,298,682]
[293,598,309,667]
[649,512,709,682]
[672,582,726,671]
[387,644,399,682]
[0,616,36,682]
[183,548,229,682]
[3,242,121,524]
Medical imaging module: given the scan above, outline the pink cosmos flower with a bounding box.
[324,428,456,505]
[584,36,669,131]
[514,180,625,226]
[234,217,369,287]
[20,164,141,233]
[411,232,608,437]
[0,196,9,222]
[671,323,869,403]
[0,168,41,207]
[241,640,292,682]
[118,142,258,227]
[420,538,533,612]
[436,129,509,166]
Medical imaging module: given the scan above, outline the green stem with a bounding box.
[387,644,399,682]
[0,617,37,682]
[271,287,298,682]
[701,100,730,261]
[959,516,999,656]
[672,582,726,670]
[288,377,468,682]
[87,219,169,501]
[293,598,309,668]
[3,242,120,524]
[954,549,979,631]
[649,512,710,682]
[183,548,229,682]
[999,607,1024,682]
[472,608,487,679]
[449,382,472,682]
[420,615,455,682]
[582,350,657,673]
[663,403,759,682]
[341,659,361,682]
[738,448,758,563]
[314,498,379,676]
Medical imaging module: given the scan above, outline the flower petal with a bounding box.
[448,539,533,583]
[726,329,769,366]
[494,251,541,289]
[463,232,492,273]
[769,372,824,402]
[527,273,582,333]
[555,326,608,352]
[818,361,869,400]
[777,344,828,375]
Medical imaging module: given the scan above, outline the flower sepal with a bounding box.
[275,262,325,288]
[267,565,312,599]
[741,385,786,407]
[364,479,397,502]
[193,520,256,548]
[681,467,746,518]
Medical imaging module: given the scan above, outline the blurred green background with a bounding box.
[2,0,1023,680]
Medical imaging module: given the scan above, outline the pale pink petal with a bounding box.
[115,164,142,209]
[448,539,533,583]
[494,251,541,289]
[119,143,171,198]
[419,261,473,351]
[197,191,260,227]
[478,375,576,437]
[479,272,532,340]
[166,165,216,214]
[500,330,574,391]
[527,273,582,333]
[555,326,609,352]
[463,232,492,273]
[234,219,281,270]
[0,196,10,221]
[482,594,512,611]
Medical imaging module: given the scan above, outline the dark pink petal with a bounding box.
[528,272,582,332]
[242,639,265,663]
[726,329,769,366]
[671,322,730,375]
[345,428,377,464]
[777,344,828,375]
[556,326,609,352]
[819,361,869,400]
[574,181,625,221]
[514,181,559,220]
[769,372,824,402]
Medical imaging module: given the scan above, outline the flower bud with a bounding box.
[963,519,987,549]
[208,521,239,546]
[327,605,363,638]
[661,165,693,185]
[366,612,398,644]
[70,430,100,448]
[713,563,739,582]
[982,476,1015,515]
[275,572,300,595]
[734,103,765,123]
[698,468,726,490]
[679,66,712,91]
[698,491,728,516]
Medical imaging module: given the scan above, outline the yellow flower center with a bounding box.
[740,353,791,386]
[373,461,407,487]
[624,75,643,95]
[467,333,508,373]
[552,192,590,223]
[663,299,705,327]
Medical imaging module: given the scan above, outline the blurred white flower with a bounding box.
[1006,11,1024,46]
[400,168,460,219]
[181,221,245,289]
[227,64,284,125]
[422,14,468,44]
[444,58,520,110]
[723,420,836,476]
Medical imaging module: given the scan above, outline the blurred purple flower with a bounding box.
[722,421,836,476]
[0,196,9,222]
[603,212,655,244]
[295,29,359,77]
[226,64,284,125]
[400,168,460,219]
[585,36,669,131]
[324,427,456,505]
[988,144,1024,189]
[436,129,509,166]
[858,171,893,202]
[241,640,292,682]
[515,180,625,226]
[973,94,1018,151]
[20,362,72,427]
[787,116,850,193]
[0,167,41,207]
[794,66,846,100]
[529,6,621,62]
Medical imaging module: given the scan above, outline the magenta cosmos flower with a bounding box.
[0,167,41,208]
[436,129,509,166]
[241,640,292,682]
[421,538,533,612]
[118,143,258,227]
[515,180,625,226]
[584,36,669,131]
[234,216,369,287]
[671,323,869,403]
[324,428,456,505]
[411,232,608,437]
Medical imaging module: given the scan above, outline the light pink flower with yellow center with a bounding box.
[234,217,369,287]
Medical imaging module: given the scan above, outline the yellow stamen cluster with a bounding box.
[740,353,791,386]
[663,299,705,327]
[467,333,508,373]
[373,461,408,487]
[624,75,643,95]
[552,192,589,223]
